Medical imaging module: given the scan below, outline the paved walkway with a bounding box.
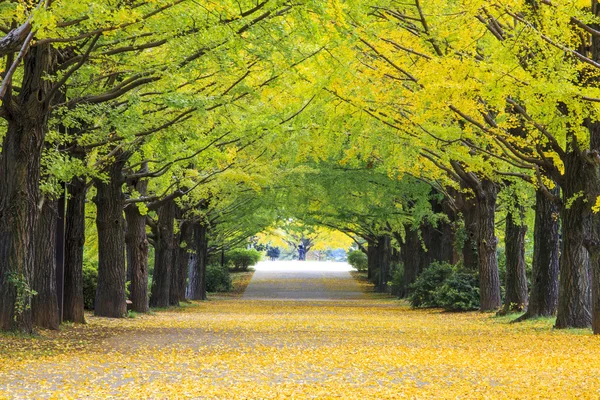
[242,260,366,300]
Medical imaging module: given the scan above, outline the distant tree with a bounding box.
[266,247,281,261]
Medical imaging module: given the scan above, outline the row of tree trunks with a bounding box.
[398,194,458,298]
[62,161,205,319]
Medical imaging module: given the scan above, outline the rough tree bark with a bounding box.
[124,183,149,313]
[169,218,182,307]
[32,200,59,330]
[376,235,392,292]
[452,186,479,272]
[460,195,479,272]
[367,238,377,282]
[169,212,187,306]
[475,179,502,311]
[516,188,559,321]
[0,43,56,332]
[578,0,600,335]
[400,227,421,298]
[176,221,193,302]
[425,195,457,265]
[501,206,529,314]
[63,170,87,323]
[418,223,434,273]
[149,199,176,308]
[440,197,460,265]
[125,205,149,313]
[188,222,207,300]
[93,155,128,318]
[556,149,592,328]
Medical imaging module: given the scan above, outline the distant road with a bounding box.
[242,260,366,300]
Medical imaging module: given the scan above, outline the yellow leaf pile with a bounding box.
[1,289,599,398]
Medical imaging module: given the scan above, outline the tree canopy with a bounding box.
[2,0,600,336]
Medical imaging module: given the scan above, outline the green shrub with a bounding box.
[83,262,98,310]
[206,264,233,292]
[409,261,480,311]
[226,248,261,271]
[408,261,453,308]
[347,250,368,272]
[434,272,480,311]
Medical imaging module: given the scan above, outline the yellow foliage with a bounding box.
[592,196,600,214]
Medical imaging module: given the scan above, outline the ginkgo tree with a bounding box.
[0,0,349,332]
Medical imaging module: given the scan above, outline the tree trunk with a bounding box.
[440,197,460,265]
[32,200,59,330]
[462,196,479,272]
[476,180,502,311]
[169,222,181,307]
[418,223,434,272]
[93,157,127,318]
[177,221,193,302]
[516,188,560,321]
[502,207,529,314]
[582,0,600,335]
[63,172,87,323]
[556,151,592,328]
[124,177,149,313]
[188,222,207,300]
[124,205,149,313]
[426,195,456,265]
[367,238,377,282]
[400,227,421,298]
[376,235,391,292]
[0,44,56,332]
[149,199,176,308]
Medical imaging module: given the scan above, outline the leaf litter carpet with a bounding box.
[1,261,600,399]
